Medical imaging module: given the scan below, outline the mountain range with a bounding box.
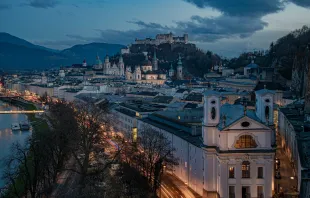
[0,33,125,70]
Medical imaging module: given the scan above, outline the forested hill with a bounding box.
[113,43,222,78]
[266,25,310,80]
[226,25,310,80]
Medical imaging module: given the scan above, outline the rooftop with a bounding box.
[120,100,165,112]
[218,104,263,130]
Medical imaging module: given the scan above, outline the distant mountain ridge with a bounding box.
[0,33,125,70]
[0,32,59,53]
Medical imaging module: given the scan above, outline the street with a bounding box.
[160,173,202,198]
[275,132,298,197]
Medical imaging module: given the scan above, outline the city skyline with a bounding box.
[0,0,310,57]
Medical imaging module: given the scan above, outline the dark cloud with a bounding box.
[290,0,310,8]
[183,0,285,17]
[97,15,267,44]
[27,0,59,8]
[0,3,11,10]
[175,15,268,42]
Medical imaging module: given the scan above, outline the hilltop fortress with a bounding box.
[135,32,188,45]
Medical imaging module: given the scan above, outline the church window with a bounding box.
[235,135,257,149]
[265,106,270,121]
[229,167,235,178]
[242,161,250,178]
[211,100,216,104]
[211,107,216,120]
[241,121,250,128]
[265,98,270,103]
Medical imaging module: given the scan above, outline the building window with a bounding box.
[257,186,264,198]
[242,161,250,178]
[211,107,216,120]
[265,106,270,121]
[229,186,235,198]
[229,167,235,178]
[235,135,257,149]
[257,167,263,178]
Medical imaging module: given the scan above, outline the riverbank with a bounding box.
[0,99,49,197]
[0,98,48,132]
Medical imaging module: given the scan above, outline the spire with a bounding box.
[177,53,182,67]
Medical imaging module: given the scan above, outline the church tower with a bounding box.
[177,54,183,80]
[118,55,125,76]
[82,59,87,67]
[134,66,141,81]
[104,55,111,74]
[255,88,275,125]
[152,49,158,71]
[202,91,221,146]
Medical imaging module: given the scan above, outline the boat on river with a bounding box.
[11,123,20,131]
[19,121,30,131]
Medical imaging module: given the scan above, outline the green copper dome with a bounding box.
[96,56,102,65]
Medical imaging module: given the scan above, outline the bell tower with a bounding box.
[203,91,221,146]
[255,88,275,125]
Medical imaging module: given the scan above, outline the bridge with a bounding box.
[0,110,44,114]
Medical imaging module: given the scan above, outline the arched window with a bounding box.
[242,161,250,178]
[211,107,216,120]
[235,135,257,149]
[265,106,270,121]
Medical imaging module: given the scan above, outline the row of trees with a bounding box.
[2,98,114,197]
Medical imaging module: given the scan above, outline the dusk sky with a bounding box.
[1,0,310,57]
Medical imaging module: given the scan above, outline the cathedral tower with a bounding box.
[104,55,111,74]
[118,55,125,76]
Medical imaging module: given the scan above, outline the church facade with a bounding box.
[125,51,167,84]
[134,89,276,197]
[93,55,125,76]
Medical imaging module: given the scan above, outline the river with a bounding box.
[0,101,32,187]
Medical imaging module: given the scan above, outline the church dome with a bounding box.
[96,56,102,65]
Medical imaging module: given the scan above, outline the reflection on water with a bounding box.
[0,101,32,187]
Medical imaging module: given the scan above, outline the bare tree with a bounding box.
[70,99,114,186]
[121,125,178,194]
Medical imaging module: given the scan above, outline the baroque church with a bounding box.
[93,55,125,76]
[125,51,169,84]
[201,89,276,198]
